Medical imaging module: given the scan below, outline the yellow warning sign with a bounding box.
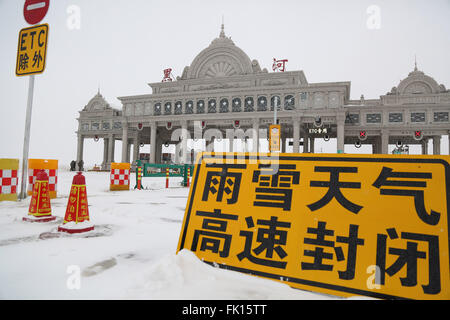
[177,152,450,300]
[16,24,48,76]
[269,125,280,152]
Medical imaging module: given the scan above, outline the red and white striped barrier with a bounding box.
[0,159,19,202]
[110,163,130,191]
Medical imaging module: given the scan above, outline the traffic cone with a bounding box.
[23,169,56,222]
[58,172,94,234]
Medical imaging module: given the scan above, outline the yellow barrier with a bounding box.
[27,159,58,199]
[110,163,130,191]
[0,159,19,202]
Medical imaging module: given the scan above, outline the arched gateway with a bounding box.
[76,25,450,170]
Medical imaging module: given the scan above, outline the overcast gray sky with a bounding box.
[1,0,449,167]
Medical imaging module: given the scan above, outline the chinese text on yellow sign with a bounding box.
[177,153,450,300]
[16,24,48,76]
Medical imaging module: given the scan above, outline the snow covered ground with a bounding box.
[0,169,355,300]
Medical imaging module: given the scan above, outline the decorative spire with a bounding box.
[414,54,418,71]
[220,15,225,38]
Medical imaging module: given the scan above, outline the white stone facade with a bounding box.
[76,26,450,169]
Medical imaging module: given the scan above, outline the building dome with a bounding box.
[181,23,260,80]
[391,61,443,95]
[83,91,111,111]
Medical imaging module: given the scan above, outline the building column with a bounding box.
[381,130,389,154]
[121,122,128,163]
[302,132,309,153]
[448,132,450,155]
[102,137,108,169]
[155,137,162,164]
[126,141,131,163]
[281,131,286,153]
[310,137,315,153]
[336,115,345,154]
[293,118,300,153]
[108,134,115,165]
[242,138,247,152]
[252,119,259,152]
[76,134,84,163]
[150,122,157,163]
[422,139,428,155]
[180,120,188,163]
[372,140,378,155]
[206,137,215,152]
[175,143,181,163]
[433,136,441,155]
[132,136,139,164]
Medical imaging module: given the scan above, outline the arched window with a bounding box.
[174,101,182,115]
[270,95,281,111]
[185,100,194,114]
[197,100,205,114]
[164,102,172,115]
[284,95,295,110]
[219,98,229,113]
[257,96,267,111]
[232,98,241,112]
[208,99,216,113]
[244,97,254,112]
[154,103,161,115]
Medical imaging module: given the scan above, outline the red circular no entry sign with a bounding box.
[23,0,50,25]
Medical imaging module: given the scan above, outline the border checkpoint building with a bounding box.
[75,24,450,170]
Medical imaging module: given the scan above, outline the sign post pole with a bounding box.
[273,96,278,125]
[19,74,35,200]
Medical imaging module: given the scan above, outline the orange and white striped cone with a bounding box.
[23,170,56,223]
[58,172,94,234]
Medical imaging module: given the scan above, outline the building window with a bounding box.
[81,123,89,131]
[313,92,324,108]
[433,112,449,122]
[366,113,381,123]
[197,100,205,114]
[113,122,122,130]
[208,99,216,113]
[174,101,182,115]
[185,101,194,114]
[300,92,307,101]
[329,92,340,108]
[164,102,172,115]
[345,114,359,124]
[284,95,295,110]
[389,113,403,123]
[411,112,425,123]
[219,98,229,113]
[257,96,267,111]
[244,97,254,112]
[154,103,161,116]
[135,103,143,116]
[271,95,281,111]
[102,122,110,130]
[144,103,151,115]
[125,105,133,116]
[91,123,100,131]
[232,98,241,112]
